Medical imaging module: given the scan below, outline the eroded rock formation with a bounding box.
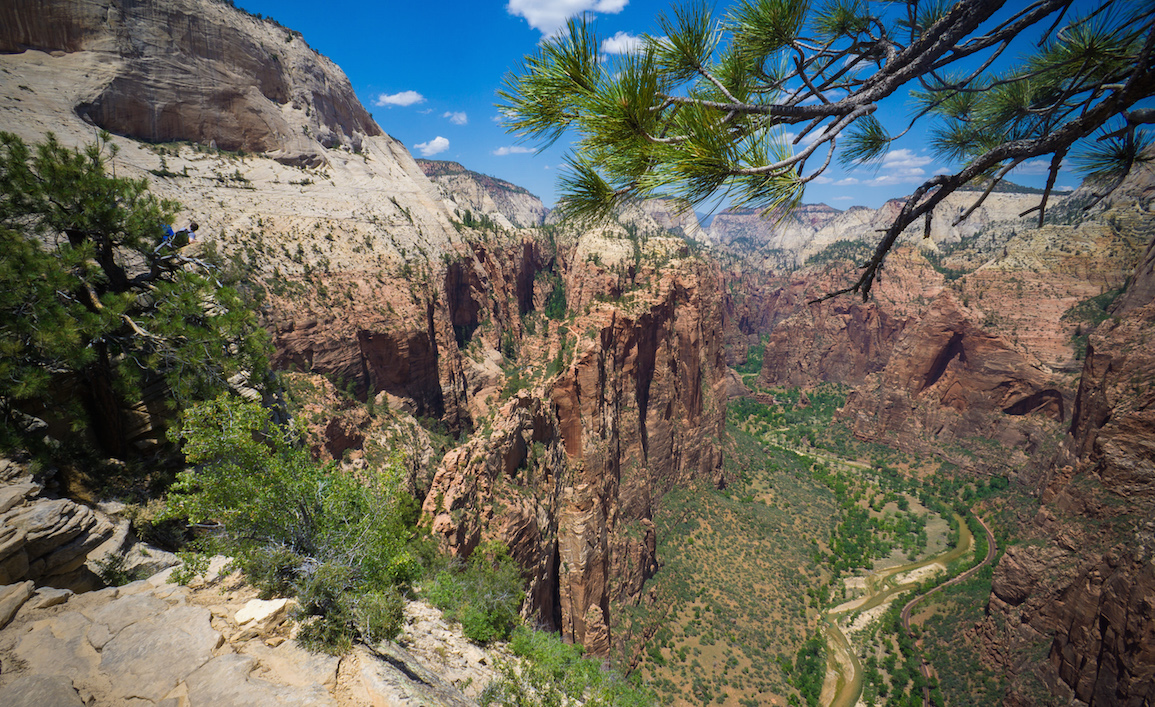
[1,0,380,166]
[979,227,1155,705]
[419,160,548,229]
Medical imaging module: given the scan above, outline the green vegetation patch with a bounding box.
[616,420,840,706]
[482,626,655,706]
[165,395,428,653]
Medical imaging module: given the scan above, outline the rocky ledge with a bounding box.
[0,458,499,706]
[0,558,501,706]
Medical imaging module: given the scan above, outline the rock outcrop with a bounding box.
[0,461,114,591]
[423,228,728,654]
[419,160,548,229]
[1,0,381,166]
[707,190,1045,271]
[0,557,501,706]
[0,459,177,596]
[979,224,1155,705]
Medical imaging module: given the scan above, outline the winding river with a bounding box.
[819,513,976,707]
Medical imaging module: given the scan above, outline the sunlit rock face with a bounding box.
[418,160,549,229]
[422,237,729,654]
[721,165,1155,703]
[1,0,380,166]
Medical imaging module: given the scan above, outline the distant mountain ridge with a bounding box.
[417,159,548,229]
[417,160,534,195]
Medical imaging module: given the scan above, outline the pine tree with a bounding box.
[499,0,1155,299]
[0,132,269,456]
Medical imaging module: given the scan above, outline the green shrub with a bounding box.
[235,545,304,598]
[428,541,525,644]
[480,625,655,706]
[165,395,425,652]
[353,588,406,645]
[93,553,147,587]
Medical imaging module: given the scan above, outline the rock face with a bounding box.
[0,0,733,660]
[0,558,498,706]
[979,225,1155,706]
[423,229,728,654]
[1,0,381,166]
[731,175,1152,472]
[0,461,115,591]
[708,191,1045,271]
[0,459,177,595]
[418,160,548,229]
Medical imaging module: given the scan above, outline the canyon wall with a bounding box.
[980,227,1155,706]
[5,0,1154,691]
[421,228,728,653]
[725,164,1155,702]
[0,0,380,166]
[0,0,730,655]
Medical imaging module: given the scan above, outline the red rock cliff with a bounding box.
[981,229,1155,705]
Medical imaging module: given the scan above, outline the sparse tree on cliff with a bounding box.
[0,131,269,456]
[499,0,1155,300]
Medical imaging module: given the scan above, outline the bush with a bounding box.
[353,588,406,645]
[165,395,425,652]
[428,541,525,644]
[480,625,655,706]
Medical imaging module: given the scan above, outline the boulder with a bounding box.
[0,581,34,629]
[0,675,84,707]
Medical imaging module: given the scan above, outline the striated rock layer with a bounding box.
[1,0,380,166]
[979,227,1155,706]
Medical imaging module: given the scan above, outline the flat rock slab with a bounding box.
[16,611,101,678]
[0,674,84,707]
[241,637,340,688]
[358,643,476,707]
[184,653,337,706]
[99,604,221,703]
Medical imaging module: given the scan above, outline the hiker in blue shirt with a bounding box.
[156,221,198,253]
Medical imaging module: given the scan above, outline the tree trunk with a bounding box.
[85,343,127,458]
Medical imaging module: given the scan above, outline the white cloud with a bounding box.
[880,149,933,170]
[832,196,855,201]
[507,0,629,36]
[811,176,834,184]
[863,149,934,186]
[1011,159,1051,176]
[374,90,425,107]
[834,177,859,186]
[1057,185,1075,192]
[601,31,644,54]
[414,136,450,157]
[443,111,468,125]
[493,145,535,156]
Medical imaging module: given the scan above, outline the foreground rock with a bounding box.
[0,561,499,706]
[0,459,178,596]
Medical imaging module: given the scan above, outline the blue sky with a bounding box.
[235,0,1095,211]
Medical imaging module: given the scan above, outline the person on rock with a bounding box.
[155,220,198,253]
